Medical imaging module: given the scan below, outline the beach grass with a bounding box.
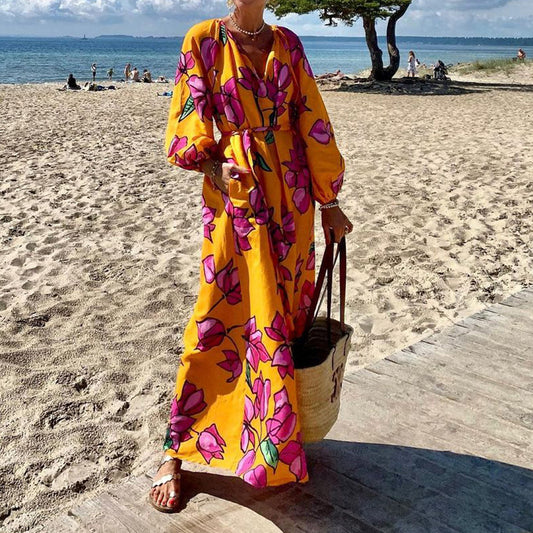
[452,57,527,76]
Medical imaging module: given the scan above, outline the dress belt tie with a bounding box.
[220,124,292,136]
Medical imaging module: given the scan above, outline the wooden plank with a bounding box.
[35,514,88,532]
[369,356,533,430]
[406,342,533,391]
[384,348,533,412]
[341,373,533,465]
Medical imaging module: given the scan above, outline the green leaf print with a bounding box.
[265,130,275,145]
[246,361,252,389]
[163,426,173,451]
[220,24,227,45]
[254,152,272,172]
[179,94,195,122]
[268,111,276,127]
[260,438,279,470]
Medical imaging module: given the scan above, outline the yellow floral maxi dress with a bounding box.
[163,18,345,487]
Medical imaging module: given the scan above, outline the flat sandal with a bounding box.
[148,454,182,513]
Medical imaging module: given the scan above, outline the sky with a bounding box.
[0,0,532,38]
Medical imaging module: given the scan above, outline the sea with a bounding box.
[0,34,532,84]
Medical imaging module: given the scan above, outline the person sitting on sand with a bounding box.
[142,69,152,83]
[407,50,417,78]
[517,48,526,61]
[131,67,140,82]
[66,73,81,90]
[315,69,343,80]
[155,75,168,83]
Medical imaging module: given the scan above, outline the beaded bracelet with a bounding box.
[318,199,339,211]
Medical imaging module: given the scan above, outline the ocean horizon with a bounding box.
[1,34,532,84]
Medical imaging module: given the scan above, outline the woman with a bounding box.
[149,0,352,512]
[407,50,417,78]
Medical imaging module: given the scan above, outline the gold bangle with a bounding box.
[319,199,339,211]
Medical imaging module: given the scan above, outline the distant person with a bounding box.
[517,48,526,61]
[315,69,344,80]
[142,69,152,83]
[131,67,140,82]
[433,59,448,81]
[107,67,114,81]
[407,51,417,78]
[415,58,421,69]
[155,75,168,83]
[124,63,131,81]
[91,62,97,82]
[66,73,81,90]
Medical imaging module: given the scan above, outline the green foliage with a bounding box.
[452,58,524,76]
[267,0,412,25]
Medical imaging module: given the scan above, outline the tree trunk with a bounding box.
[363,16,385,81]
[383,3,410,80]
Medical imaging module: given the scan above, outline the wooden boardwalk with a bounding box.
[44,288,533,533]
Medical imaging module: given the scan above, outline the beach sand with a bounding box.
[1,71,532,530]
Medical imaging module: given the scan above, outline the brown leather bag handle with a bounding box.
[302,235,347,336]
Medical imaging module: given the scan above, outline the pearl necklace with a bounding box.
[229,12,266,41]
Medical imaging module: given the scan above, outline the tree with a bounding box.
[267,0,412,81]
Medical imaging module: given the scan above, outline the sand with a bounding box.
[1,69,532,531]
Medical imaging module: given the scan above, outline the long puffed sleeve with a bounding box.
[165,25,218,172]
[290,33,345,205]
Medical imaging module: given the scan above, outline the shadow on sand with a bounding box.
[320,77,533,96]
[178,440,533,533]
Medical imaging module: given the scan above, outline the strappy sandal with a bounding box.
[148,454,182,513]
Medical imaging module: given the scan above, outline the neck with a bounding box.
[232,5,265,32]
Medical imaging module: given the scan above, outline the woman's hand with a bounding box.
[321,205,353,244]
[213,162,251,193]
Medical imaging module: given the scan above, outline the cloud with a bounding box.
[0,0,224,20]
[414,0,512,9]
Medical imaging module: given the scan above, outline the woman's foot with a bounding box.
[148,453,182,513]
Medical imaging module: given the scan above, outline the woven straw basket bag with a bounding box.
[292,237,353,443]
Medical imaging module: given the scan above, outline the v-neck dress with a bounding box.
[163,17,345,487]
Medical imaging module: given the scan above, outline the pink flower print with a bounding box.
[243,317,271,372]
[265,311,289,342]
[200,37,219,71]
[215,259,242,305]
[283,139,312,214]
[249,187,270,226]
[241,396,256,452]
[196,424,226,464]
[187,75,213,121]
[213,77,245,127]
[309,119,333,145]
[266,387,297,445]
[236,449,256,476]
[272,58,291,92]
[281,206,296,245]
[175,50,195,84]
[203,254,216,283]
[238,66,267,98]
[176,380,207,416]
[167,134,187,159]
[279,265,292,282]
[168,396,195,451]
[294,279,315,335]
[243,465,267,488]
[279,437,307,481]
[272,344,294,379]
[172,142,207,171]
[280,27,303,67]
[196,317,225,351]
[270,221,291,263]
[169,381,207,451]
[217,349,242,383]
[225,201,254,255]
[202,197,216,243]
[332,170,344,195]
[303,56,314,78]
[251,373,271,421]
